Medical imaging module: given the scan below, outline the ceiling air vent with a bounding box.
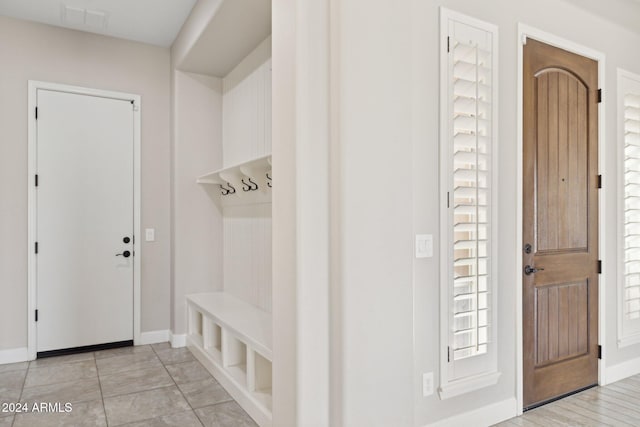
[61,4,108,30]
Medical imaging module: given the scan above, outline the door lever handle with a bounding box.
[524,265,544,275]
[116,250,131,258]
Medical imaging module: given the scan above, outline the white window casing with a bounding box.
[618,69,640,348]
[439,8,500,399]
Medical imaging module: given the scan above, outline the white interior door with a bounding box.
[36,89,134,353]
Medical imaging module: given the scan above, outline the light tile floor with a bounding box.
[494,374,640,427]
[0,343,258,427]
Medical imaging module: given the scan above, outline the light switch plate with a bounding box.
[415,234,433,258]
[145,228,155,242]
[423,372,434,396]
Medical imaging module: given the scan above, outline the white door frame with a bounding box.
[516,25,607,413]
[27,80,142,360]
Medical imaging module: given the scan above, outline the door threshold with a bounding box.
[524,383,597,412]
[37,340,133,359]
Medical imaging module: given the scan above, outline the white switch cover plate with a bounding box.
[415,234,433,258]
[145,228,155,242]
[423,372,434,396]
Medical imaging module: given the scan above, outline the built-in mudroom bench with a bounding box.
[186,292,272,426]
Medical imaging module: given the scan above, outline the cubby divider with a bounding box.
[203,319,222,362]
[253,351,273,410]
[224,331,248,386]
[187,306,204,347]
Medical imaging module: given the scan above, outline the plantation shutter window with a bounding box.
[619,70,640,347]
[439,8,499,398]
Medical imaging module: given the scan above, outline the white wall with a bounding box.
[220,40,273,312]
[271,0,296,424]
[333,1,415,425]
[170,70,224,336]
[0,15,171,351]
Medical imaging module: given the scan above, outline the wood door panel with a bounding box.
[523,38,598,408]
[535,71,588,253]
[535,281,589,365]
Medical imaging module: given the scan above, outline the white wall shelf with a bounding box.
[197,154,271,186]
[186,292,272,427]
[197,155,272,204]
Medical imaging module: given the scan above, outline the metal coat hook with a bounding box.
[241,178,252,192]
[248,177,259,191]
[266,172,272,188]
[220,182,236,196]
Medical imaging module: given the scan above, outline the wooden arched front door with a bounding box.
[523,38,599,409]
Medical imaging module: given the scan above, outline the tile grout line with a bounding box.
[99,345,171,427]
[100,344,201,427]
[163,345,241,425]
[562,395,639,426]
[12,359,31,427]
[578,389,640,416]
[156,345,239,424]
[151,343,206,426]
[94,351,112,427]
[546,398,618,427]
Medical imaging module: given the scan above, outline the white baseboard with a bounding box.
[605,355,640,384]
[139,330,170,345]
[170,333,186,348]
[0,347,29,365]
[426,397,517,427]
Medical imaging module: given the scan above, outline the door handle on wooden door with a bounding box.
[524,265,544,275]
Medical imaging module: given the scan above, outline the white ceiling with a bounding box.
[0,0,197,47]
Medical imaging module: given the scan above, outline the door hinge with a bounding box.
[597,89,602,103]
[447,36,450,53]
[35,242,38,254]
[597,174,602,189]
[447,192,450,208]
[35,107,38,120]
[35,174,38,187]
[598,345,602,359]
[447,346,451,362]
[35,309,38,322]
[597,260,602,274]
